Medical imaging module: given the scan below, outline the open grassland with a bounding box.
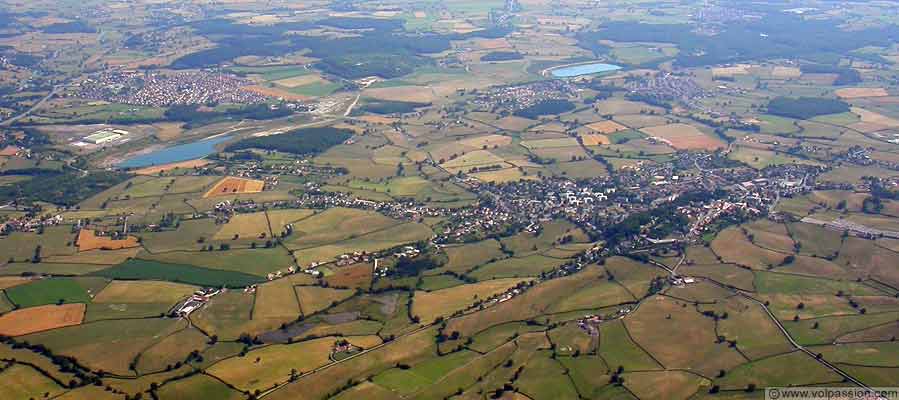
[135,326,209,373]
[264,327,438,400]
[716,351,841,390]
[142,247,295,277]
[296,286,355,316]
[0,303,85,336]
[625,296,747,376]
[94,259,264,288]
[212,211,271,241]
[623,370,707,400]
[0,364,66,400]
[711,227,788,269]
[21,318,186,375]
[467,254,568,280]
[92,280,197,304]
[253,276,302,320]
[446,267,605,337]
[785,311,899,346]
[208,336,340,392]
[157,373,244,400]
[412,278,524,323]
[5,277,92,307]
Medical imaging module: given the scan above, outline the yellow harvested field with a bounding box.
[274,74,323,88]
[132,159,211,175]
[835,87,889,99]
[580,134,611,145]
[412,278,524,323]
[640,123,724,150]
[459,134,513,148]
[363,86,435,103]
[76,229,140,252]
[712,65,750,77]
[203,177,265,198]
[771,66,801,78]
[0,303,85,336]
[586,120,628,134]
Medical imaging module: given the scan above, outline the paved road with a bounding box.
[0,84,62,127]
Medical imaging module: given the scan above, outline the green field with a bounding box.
[93,259,265,288]
[5,277,94,307]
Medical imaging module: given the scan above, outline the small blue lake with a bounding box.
[551,62,622,78]
[118,135,232,168]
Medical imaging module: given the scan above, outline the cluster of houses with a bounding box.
[72,70,267,107]
[172,288,223,317]
[0,214,63,234]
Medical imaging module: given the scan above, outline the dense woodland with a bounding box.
[225,127,353,155]
[766,97,850,120]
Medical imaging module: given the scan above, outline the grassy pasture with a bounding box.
[598,318,662,371]
[785,311,899,345]
[142,247,295,277]
[624,296,747,376]
[372,350,478,395]
[623,370,707,400]
[263,327,438,400]
[156,373,244,400]
[93,280,197,304]
[516,351,580,400]
[469,321,546,353]
[135,326,209,373]
[412,278,524,324]
[296,286,354,316]
[711,227,788,269]
[418,274,464,291]
[213,211,271,241]
[446,267,604,337]
[5,277,92,307]
[284,208,400,249]
[467,254,567,280]
[813,342,899,367]
[716,351,840,390]
[253,276,302,320]
[0,364,66,400]
[22,318,186,375]
[94,259,264,288]
[207,336,341,393]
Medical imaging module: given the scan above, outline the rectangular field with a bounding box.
[640,123,724,150]
[203,177,265,198]
[0,303,85,336]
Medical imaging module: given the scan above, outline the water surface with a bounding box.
[551,62,622,78]
[118,135,232,168]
